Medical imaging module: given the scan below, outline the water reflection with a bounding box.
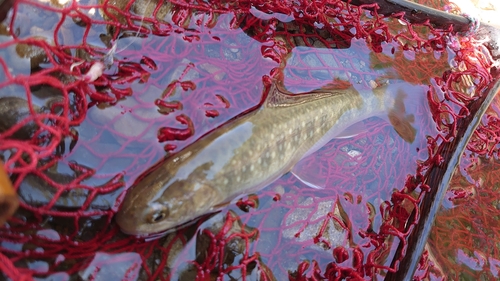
[0,0,456,280]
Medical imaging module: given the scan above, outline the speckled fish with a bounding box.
[115,80,419,236]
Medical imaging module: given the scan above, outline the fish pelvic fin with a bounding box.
[264,81,355,108]
[291,164,327,189]
[387,89,417,143]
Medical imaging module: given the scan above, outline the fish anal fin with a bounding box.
[264,82,353,108]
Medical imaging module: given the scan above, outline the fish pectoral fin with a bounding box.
[264,81,347,108]
[212,201,231,209]
[386,89,417,143]
[290,160,327,189]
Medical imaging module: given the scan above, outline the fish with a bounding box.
[115,80,420,236]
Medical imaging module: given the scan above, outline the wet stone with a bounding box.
[282,197,347,251]
[195,210,258,265]
[162,232,186,269]
[137,220,206,280]
[0,84,66,140]
[16,168,124,211]
[174,210,269,280]
[0,97,41,140]
[15,40,50,70]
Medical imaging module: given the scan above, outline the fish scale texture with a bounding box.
[0,0,498,280]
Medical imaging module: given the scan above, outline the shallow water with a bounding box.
[0,0,496,280]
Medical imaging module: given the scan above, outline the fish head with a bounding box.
[115,162,222,237]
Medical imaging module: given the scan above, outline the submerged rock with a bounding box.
[16,166,124,211]
[15,39,50,71]
[282,197,348,251]
[0,89,65,141]
[0,97,41,140]
[195,210,258,265]
[175,210,276,280]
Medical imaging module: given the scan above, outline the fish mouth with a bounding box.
[115,212,175,240]
[141,230,174,241]
[119,226,174,241]
[114,210,142,236]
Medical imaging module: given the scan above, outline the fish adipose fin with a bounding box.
[264,82,349,108]
[386,89,417,143]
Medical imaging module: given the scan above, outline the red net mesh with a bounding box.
[0,0,498,280]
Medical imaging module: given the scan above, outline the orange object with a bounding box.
[0,161,18,226]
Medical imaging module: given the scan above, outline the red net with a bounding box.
[0,0,498,280]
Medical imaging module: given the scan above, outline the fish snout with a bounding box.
[115,207,141,235]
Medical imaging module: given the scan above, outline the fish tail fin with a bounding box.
[385,86,419,143]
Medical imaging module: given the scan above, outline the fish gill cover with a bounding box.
[0,0,498,280]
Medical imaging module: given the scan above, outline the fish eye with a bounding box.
[150,211,167,223]
[147,203,169,223]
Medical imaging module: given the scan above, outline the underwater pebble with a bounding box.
[282,197,347,251]
[36,229,61,241]
[196,210,258,264]
[0,97,41,140]
[161,233,185,268]
[0,84,66,140]
[15,40,49,70]
[274,184,285,196]
[17,169,124,210]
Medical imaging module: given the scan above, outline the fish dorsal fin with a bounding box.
[264,82,348,108]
